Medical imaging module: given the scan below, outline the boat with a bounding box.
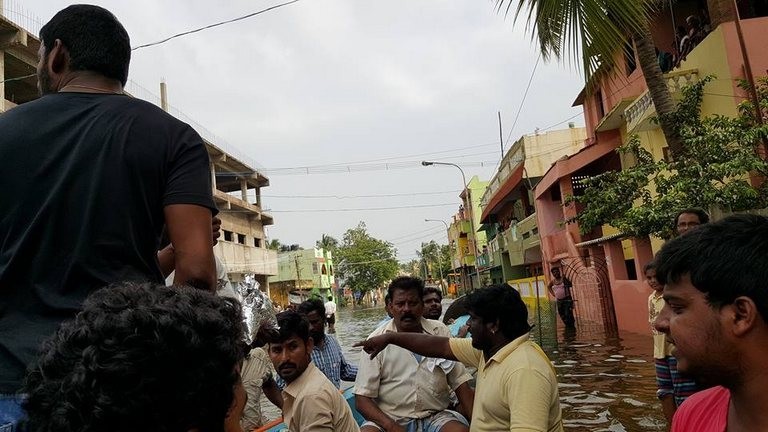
[254,386,365,431]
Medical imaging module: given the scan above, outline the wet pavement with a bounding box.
[262,301,666,431]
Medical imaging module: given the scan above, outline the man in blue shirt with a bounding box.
[276,298,358,389]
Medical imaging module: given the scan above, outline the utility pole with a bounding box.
[294,253,303,301]
[498,111,504,158]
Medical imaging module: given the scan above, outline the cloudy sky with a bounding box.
[22,0,585,262]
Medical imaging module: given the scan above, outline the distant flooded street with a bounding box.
[264,301,666,431]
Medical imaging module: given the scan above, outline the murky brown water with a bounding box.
[261,301,667,431]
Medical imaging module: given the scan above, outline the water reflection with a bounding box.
[261,301,666,431]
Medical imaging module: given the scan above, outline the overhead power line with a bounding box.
[131,0,302,51]
[258,190,462,199]
[0,73,35,84]
[220,202,459,213]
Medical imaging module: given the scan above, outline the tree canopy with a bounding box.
[335,222,398,294]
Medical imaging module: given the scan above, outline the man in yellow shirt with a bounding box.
[356,284,563,432]
[268,310,359,432]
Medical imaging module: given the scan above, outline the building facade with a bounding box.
[535,0,768,335]
[447,176,488,294]
[478,127,587,287]
[269,248,335,307]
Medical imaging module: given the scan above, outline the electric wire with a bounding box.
[131,0,302,51]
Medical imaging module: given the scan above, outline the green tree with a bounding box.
[399,259,420,277]
[335,222,399,297]
[568,76,768,238]
[416,241,452,281]
[495,0,683,154]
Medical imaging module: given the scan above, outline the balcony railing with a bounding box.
[481,145,525,208]
[625,68,699,133]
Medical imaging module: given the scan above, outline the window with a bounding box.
[312,262,318,274]
[624,39,637,76]
[223,230,233,242]
[237,234,246,244]
[595,90,605,119]
[625,259,638,280]
[253,237,262,248]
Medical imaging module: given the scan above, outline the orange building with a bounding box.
[535,1,768,335]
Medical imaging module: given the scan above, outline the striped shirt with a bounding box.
[277,334,357,389]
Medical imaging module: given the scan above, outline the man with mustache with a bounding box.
[275,299,357,390]
[268,310,359,432]
[354,276,474,432]
[654,214,768,432]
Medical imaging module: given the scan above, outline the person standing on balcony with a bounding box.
[0,5,217,428]
[548,267,576,329]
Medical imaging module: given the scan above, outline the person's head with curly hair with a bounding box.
[24,282,246,432]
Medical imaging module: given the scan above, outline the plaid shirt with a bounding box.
[277,334,357,389]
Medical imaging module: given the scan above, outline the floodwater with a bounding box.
[261,301,666,431]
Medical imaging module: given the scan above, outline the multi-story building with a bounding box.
[478,126,587,286]
[447,176,488,293]
[1,8,277,294]
[269,248,335,307]
[534,0,768,335]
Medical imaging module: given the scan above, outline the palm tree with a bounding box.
[495,0,682,154]
[316,234,339,251]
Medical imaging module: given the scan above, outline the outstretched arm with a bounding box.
[355,332,455,361]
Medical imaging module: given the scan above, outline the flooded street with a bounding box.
[264,301,666,431]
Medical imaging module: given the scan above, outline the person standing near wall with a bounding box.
[548,267,575,329]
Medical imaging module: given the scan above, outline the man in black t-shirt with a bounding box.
[0,5,218,401]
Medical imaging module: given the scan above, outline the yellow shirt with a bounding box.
[282,363,360,432]
[240,347,276,430]
[354,318,472,421]
[648,292,673,359]
[449,335,563,432]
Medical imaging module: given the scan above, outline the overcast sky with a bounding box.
[22,0,585,262]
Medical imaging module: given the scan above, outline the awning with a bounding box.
[574,232,627,248]
[480,164,525,224]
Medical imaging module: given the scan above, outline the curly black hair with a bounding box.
[24,282,246,432]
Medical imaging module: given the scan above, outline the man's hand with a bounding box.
[354,334,391,359]
[384,422,406,432]
[212,216,222,246]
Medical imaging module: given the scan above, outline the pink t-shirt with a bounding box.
[671,386,729,432]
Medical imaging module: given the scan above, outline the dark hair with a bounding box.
[675,208,710,226]
[40,5,131,86]
[466,284,532,339]
[387,276,424,300]
[25,282,244,432]
[656,214,768,320]
[297,298,326,321]
[274,310,311,343]
[327,295,333,301]
[644,260,657,273]
[423,286,442,301]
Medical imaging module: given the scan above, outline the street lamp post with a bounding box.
[424,219,448,294]
[422,161,480,291]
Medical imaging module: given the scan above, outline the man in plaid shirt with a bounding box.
[275,298,358,389]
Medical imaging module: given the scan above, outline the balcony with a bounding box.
[213,189,274,225]
[215,243,278,276]
[448,219,472,240]
[625,68,699,134]
[503,213,542,266]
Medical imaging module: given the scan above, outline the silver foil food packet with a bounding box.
[236,274,278,345]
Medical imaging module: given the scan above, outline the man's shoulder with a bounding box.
[672,386,729,431]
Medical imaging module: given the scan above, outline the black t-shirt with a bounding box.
[0,92,217,391]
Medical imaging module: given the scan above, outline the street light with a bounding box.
[424,219,448,294]
[421,161,479,291]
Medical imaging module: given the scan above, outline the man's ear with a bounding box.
[729,296,760,337]
[306,337,315,353]
[47,39,70,76]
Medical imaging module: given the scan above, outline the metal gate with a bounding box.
[559,256,617,336]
